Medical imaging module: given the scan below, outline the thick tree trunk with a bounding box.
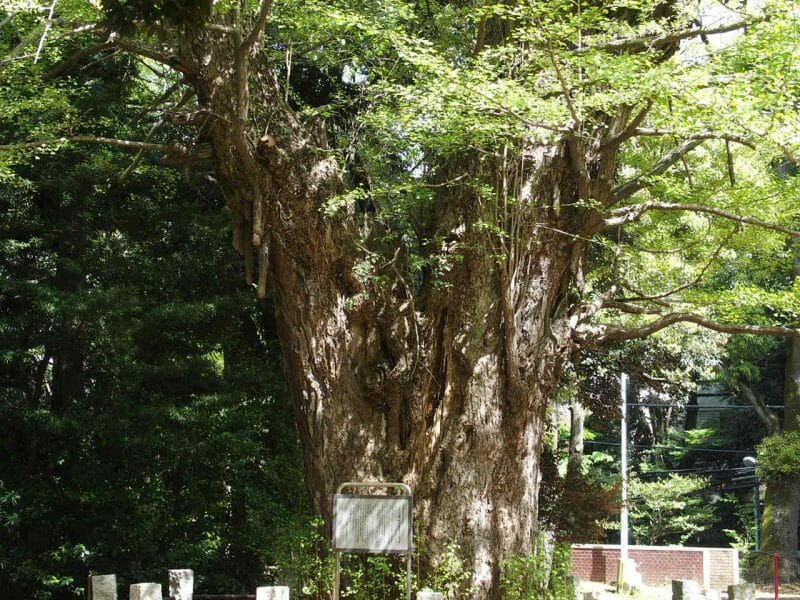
[755,262,800,582]
[271,229,576,597]
[756,475,800,581]
[184,21,599,599]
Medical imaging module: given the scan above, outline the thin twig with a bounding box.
[34,0,58,63]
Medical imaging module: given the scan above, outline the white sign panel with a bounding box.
[333,494,412,554]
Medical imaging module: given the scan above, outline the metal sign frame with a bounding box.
[332,482,413,600]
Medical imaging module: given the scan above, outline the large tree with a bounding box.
[3,0,800,596]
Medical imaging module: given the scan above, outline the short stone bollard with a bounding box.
[727,583,756,600]
[256,586,290,600]
[417,591,444,600]
[169,569,194,600]
[130,583,162,600]
[583,592,617,600]
[566,575,580,600]
[672,579,702,600]
[89,574,117,600]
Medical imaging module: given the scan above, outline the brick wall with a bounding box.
[569,544,740,590]
[708,548,739,589]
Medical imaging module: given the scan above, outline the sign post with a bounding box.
[332,482,413,600]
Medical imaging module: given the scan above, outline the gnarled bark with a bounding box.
[185,28,592,595]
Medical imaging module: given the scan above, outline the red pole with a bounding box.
[774,552,780,600]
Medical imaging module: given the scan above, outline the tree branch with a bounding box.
[631,128,756,148]
[44,41,114,79]
[110,34,192,73]
[231,3,269,248]
[610,130,757,203]
[739,381,781,434]
[602,300,662,315]
[609,101,653,147]
[611,138,705,201]
[33,0,58,63]
[119,120,165,181]
[587,313,800,344]
[0,136,176,153]
[581,17,766,54]
[604,201,800,239]
[0,135,212,167]
[240,0,274,55]
[612,225,738,304]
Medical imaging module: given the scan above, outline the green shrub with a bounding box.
[500,535,573,600]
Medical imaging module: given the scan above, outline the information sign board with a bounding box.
[332,482,413,600]
[333,494,412,554]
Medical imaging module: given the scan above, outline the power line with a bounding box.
[642,467,755,475]
[580,440,754,454]
[625,403,784,409]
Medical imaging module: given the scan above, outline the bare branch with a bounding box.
[604,200,800,238]
[619,282,672,306]
[587,313,799,345]
[0,135,177,153]
[581,17,766,54]
[119,120,165,181]
[231,1,270,247]
[134,81,185,121]
[608,100,653,147]
[543,39,592,198]
[240,0,274,55]
[111,34,192,73]
[44,41,110,79]
[632,128,756,148]
[725,140,736,185]
[33,0,58,63]
[739,381,781,434]
[593,102,654,201]
[611,138,704,201]
[546,41,580,125]
[2,136,165,152]
[0,134,213,166]
[611,131,756,203]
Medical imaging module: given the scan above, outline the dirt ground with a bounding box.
[577,580,800,599]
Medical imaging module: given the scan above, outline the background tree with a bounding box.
[0,33,307,597]
[629,474,718,546]
[3,0,800,597]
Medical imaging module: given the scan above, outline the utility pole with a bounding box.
[743,456,760,552]
[620,372,629,562]
[617,373,639,591]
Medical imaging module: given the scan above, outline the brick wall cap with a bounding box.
[571,544,735,553]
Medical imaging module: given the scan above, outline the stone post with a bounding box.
[672,579,702,600]
[89,574,117,600]
[168,569,194,600]
[130,583,162,600]
[566,575,580,600]
[416,592,444,600]
[256,586,290,600]
[727,583,756,600]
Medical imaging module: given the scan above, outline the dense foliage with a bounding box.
[0,38,307,599]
